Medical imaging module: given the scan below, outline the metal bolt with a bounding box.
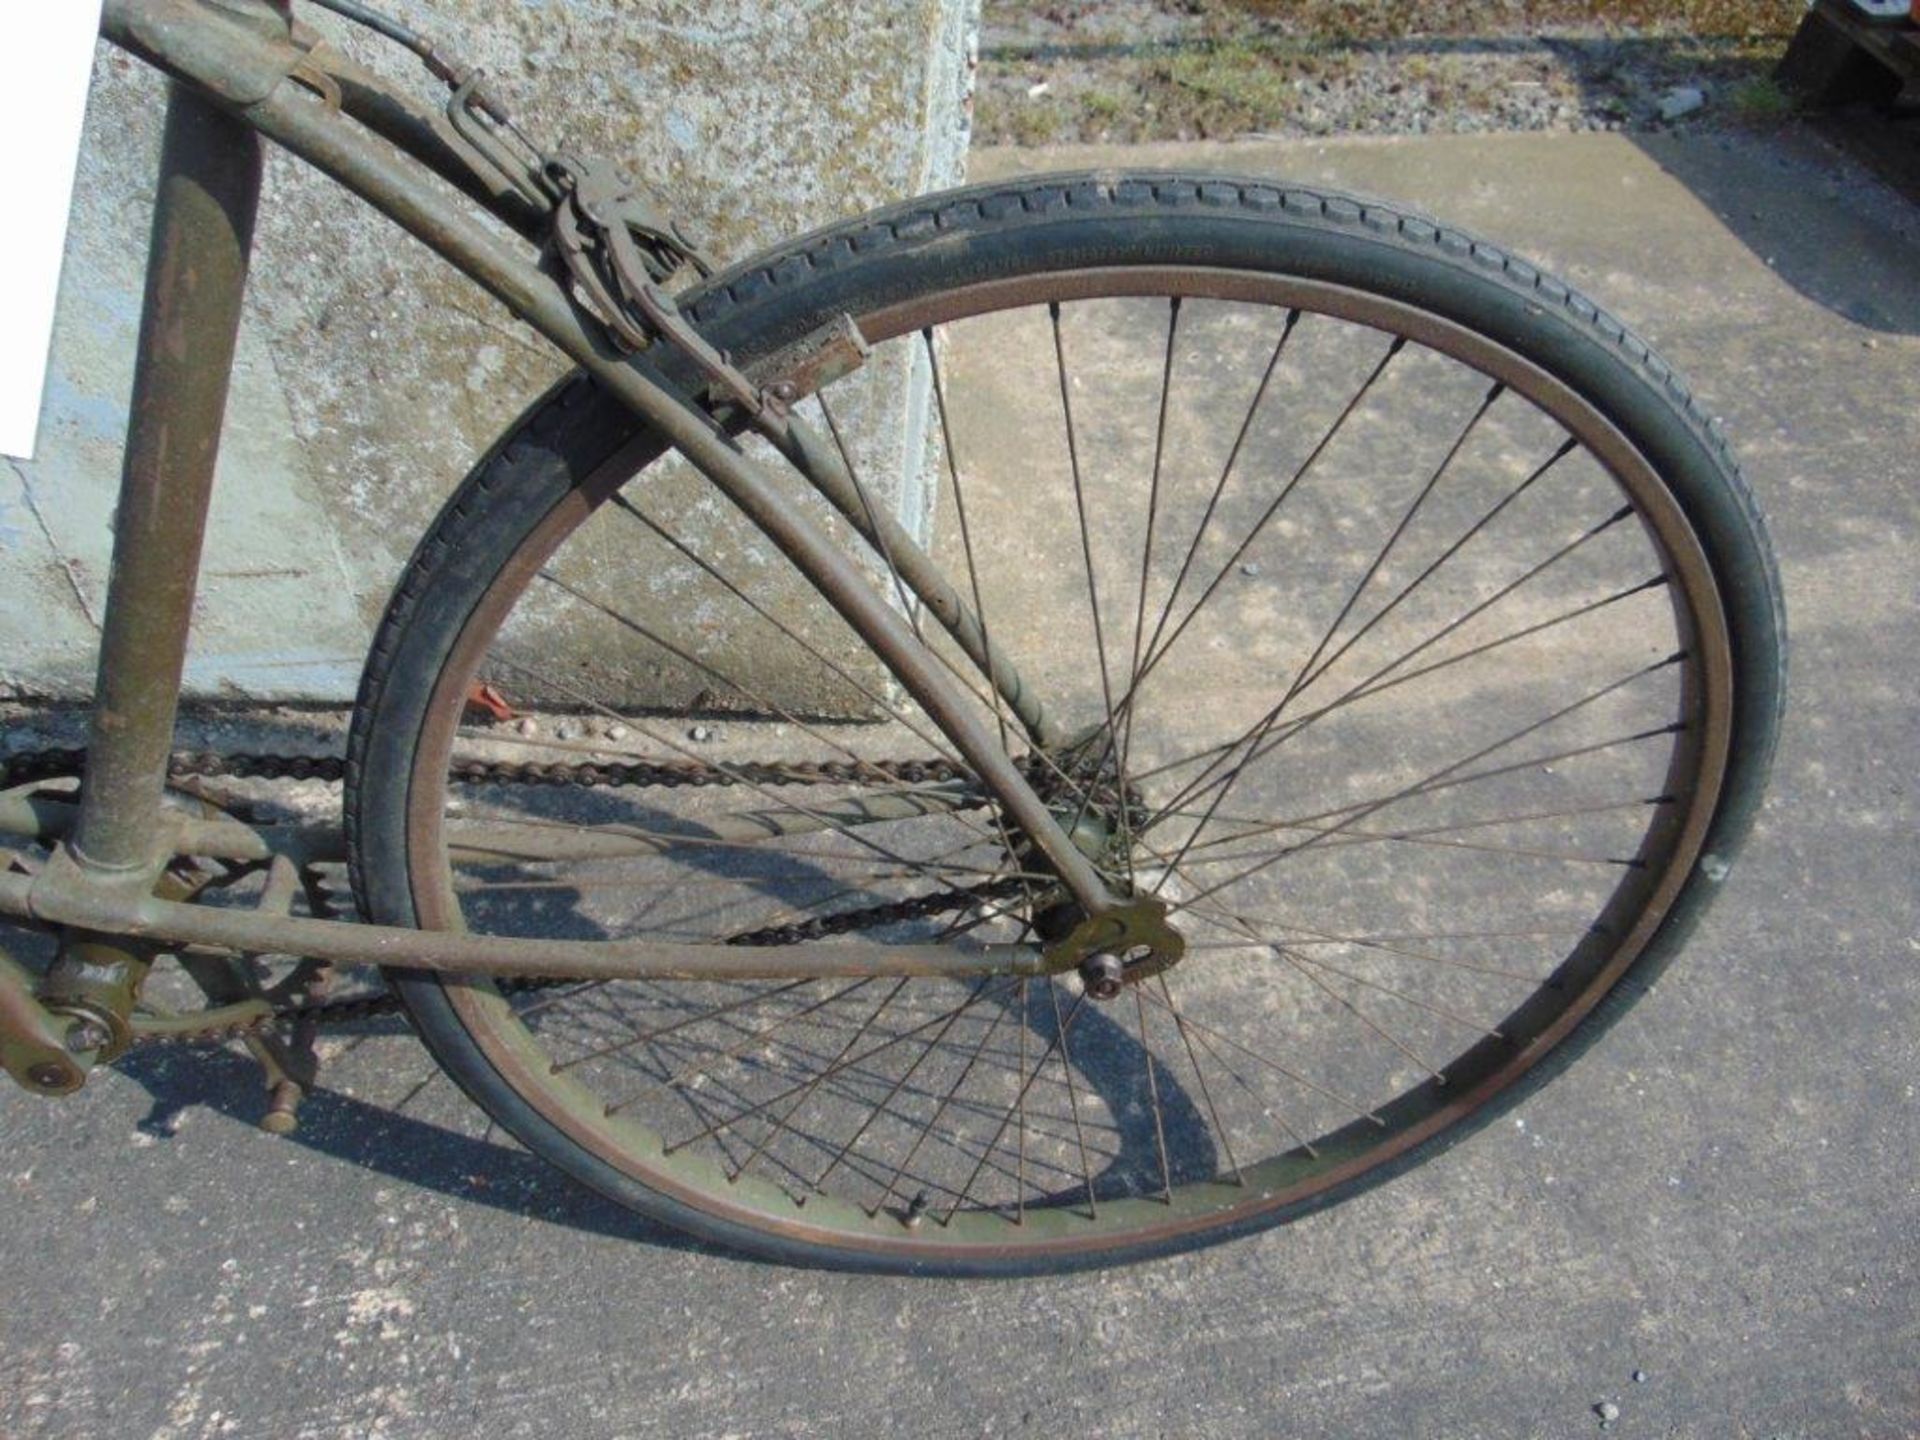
[1079,952,1125,1002]
[63,1020,111,1055]
[26,1062,72,1090]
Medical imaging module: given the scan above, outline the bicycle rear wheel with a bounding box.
[347,172,1783,1274]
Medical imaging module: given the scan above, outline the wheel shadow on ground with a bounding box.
[453,780,1223,1204]
[107,980,1219,1255]
[110,1032,732,1257]
[95,765,1218,1249]
[9,704,1221,1242]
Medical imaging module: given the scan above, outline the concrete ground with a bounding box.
[3,126,1917,1439]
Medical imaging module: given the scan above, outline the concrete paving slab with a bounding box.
[2,127,1916,1440]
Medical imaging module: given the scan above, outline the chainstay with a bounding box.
[140,875,1034,1045]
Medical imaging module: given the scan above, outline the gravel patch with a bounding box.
[978,0,1805,144]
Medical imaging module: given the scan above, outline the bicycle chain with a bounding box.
[0,747,969,791]
[1,743,1021,1047]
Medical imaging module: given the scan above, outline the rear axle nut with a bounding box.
[1078,952,1125,1002]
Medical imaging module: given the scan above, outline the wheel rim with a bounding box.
[400,266,1731,1263]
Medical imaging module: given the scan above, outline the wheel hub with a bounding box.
[1015,728,1181,998]
[1041,896,1185,999]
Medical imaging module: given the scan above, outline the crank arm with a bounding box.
[0,945,90,1095]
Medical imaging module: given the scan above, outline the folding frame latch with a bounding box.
[545,152,806,422]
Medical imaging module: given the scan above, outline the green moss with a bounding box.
[1164,42,1301,115]
[1001,93,1076,147]
[1726,74,1797,122]
[1081,87,1131,126]
[1208,0,1802,38]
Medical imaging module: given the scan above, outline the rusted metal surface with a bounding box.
[3,758,980,868]
[67,81,261,876]
[34,75,268,1084]
[0,947,85,1095]
[103,0,299,105]
[305,41,548,237]
[770,409,1057,745]
[236,26,1111,911]
[0,740,1044,986]
[742,315,872,399]
[0,867,1052,984]
[0,744,993,874]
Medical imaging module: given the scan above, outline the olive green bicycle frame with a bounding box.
[0,0,1131,1092]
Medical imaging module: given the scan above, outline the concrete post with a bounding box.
[2,0,979,710]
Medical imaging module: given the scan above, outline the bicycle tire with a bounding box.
[347,170,1784,1275]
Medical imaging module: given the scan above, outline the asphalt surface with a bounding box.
[3,125,1916,1439]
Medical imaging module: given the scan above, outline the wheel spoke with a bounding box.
[1143,565,1669,840]
[1132,307,1301,705]
[1181,904,1509,1044]
[605,491,994,748]
[666,981,1019,1156]
[1171,654,1686,913]
[1143,515,1648,830]
[924,327,1012,753]
[1134,988,1174,1204]
[534,569,1005,851]
[943,987,1086,1223]
[1136,984,1385,1125]
[1112,333,1407,732]
[877,985,1016,1217]
[1156,973,1254,1175]
[1047,978,1099,1218]
[666,979,873,1091]
[816,390,928,643]
[1118,297,1183,785]
[1160,794,1664,863]
[1148,379,1505,887]
[558,979,812,1078]
[482,652,1007,904]
[729,978,909,1186]
[394,259,1746,1263]
[808,981,984,1195]
[1050,301,1140,875]
[1288,435,1578,704]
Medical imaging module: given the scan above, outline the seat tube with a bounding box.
[69,81,263,873]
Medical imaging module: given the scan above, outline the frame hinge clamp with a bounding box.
[546,154,797,421]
